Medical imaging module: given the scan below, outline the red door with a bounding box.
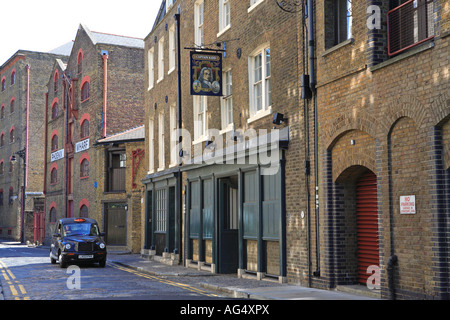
[356,171,380,285]
[33,212,45,244]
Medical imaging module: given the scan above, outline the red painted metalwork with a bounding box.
[387,0,434,56]
[33,211,45,244]
[356,171,380,285]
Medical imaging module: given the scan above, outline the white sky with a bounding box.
[0,0,162,65]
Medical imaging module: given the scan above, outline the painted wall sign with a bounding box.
[51,149,64,162]
[75,138,90,153]
[190,51,222,96]
[400,195,416,214]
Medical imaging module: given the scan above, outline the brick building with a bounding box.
[298,0,449,299]
[0,49,70,242]
[141,0,449,300]
[43,24,146,252]
[142,0,301,281]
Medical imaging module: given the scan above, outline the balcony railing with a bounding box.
[387,0,434,56]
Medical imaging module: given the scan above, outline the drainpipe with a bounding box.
[387,255,398,300]
[175,9,182,262]
[102,53,108,138]
[307,0,320,278]
[43,90,48,241]
[25,65,30,188]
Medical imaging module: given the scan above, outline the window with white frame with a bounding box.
[166,0,175,12]
[221,70,233,130]
[219,0,231,34]
[169,25,176,73]
[193,96,207,141]
[248,45,271,119]
[148,118,155,173]
[194,0,204,47]
[158,113,165,170]
[158,37,165,82]
[170,104,177,166]
[148,48,154,90]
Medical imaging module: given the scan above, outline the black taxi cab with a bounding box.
[50,218,107,268]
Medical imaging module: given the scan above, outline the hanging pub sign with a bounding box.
[190,51,222,96]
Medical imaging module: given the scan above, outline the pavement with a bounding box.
[106,250,381,300]
[0,240,381,300]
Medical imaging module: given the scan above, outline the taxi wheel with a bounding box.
[99,258,106,268]
[59,251,67,268]
[50,251,57,264]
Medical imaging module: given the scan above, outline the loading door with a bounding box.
[356,171,380,285]
[106,203,127,246]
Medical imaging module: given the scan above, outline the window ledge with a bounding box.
[370,40,435,73]
[322,38,354,57]
[248,0,264,13]
[193,135,209,145]
[220,123,234,135]
[247,107,272,124]
[217,25,231,38]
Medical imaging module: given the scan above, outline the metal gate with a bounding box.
[356,171,380,285]
[33,211,45,244]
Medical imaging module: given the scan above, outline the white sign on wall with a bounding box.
[400,195,416,214]
[51,149,64,162]
[75,139,90,153]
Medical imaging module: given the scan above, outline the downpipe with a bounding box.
[387,255,397,300]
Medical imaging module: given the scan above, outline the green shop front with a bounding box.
[182,129,289,282]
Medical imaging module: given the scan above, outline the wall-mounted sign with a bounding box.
[400,195,416,214]
[51,149,64,162]
[76,138,89,153]
[190,51,222,96]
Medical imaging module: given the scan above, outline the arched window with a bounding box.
[0,133,4,147]
[52,101,59,119]
[54,70,59,93]
[51,134,58,151]
[8,187,13,205]
[0,160,4,175]
[10,70,15,85]
[9,127,14,143]
[1,104,4,119]
[49,207,57,223]
[1,77,5,91]
[80,205,88,218]
[80,158,89,178]
[77,49,83,74]
[81,119,89,138]
[81,81,90,101]
[51,167,57,184]
[10,97,15,113]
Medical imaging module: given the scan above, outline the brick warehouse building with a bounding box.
[43,24,146,252]
[142,0,302,281]
[0,49,70,243]
[141,0,449,300]
[299,0,449,299]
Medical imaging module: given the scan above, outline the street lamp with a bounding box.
[11,148,26,243]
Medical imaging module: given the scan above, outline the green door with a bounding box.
[218,177,239,274]
[106,203,126,246]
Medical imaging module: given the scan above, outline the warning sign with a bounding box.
[400,195,416,214]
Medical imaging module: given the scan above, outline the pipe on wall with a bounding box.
[102,53,108,138]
